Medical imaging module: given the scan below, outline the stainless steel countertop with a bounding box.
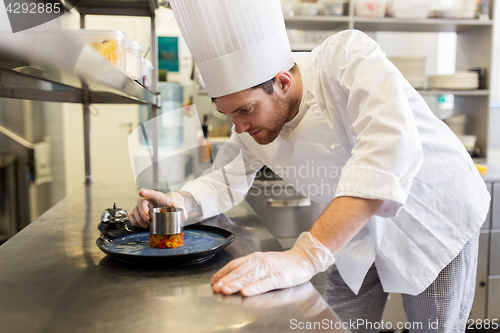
[0,183,347,333]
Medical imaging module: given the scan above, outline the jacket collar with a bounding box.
[281,60,313,136]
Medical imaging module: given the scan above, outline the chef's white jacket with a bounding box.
[181,30,490,295]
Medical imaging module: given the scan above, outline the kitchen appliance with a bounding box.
[245,166,327,293]
[246,168,322,247]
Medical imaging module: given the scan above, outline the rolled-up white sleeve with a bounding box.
[327,31,423,217]
[180,132,263,219]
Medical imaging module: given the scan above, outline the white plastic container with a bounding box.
[141,58,153,89]
[461,0,477,18]
[354,0,387,17]
[126,41,144,81]
[281,0,294,17]
[386,0,432,19]
[293,2,322,16]
[444,114,467,135]
[321,0,348,16]
[458,134,477,151]
[429,0,463,18]
[71,30,129,73]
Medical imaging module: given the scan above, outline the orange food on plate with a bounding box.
[150,232,184,249]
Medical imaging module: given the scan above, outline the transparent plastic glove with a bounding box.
[211,232,335,296]
[129,189,188,228]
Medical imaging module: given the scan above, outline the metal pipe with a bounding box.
[80,13,92,184]
[151,14,159,189]
[83,101,92,184]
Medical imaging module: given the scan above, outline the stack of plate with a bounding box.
[428,72,479,90]
[389,56,426,89]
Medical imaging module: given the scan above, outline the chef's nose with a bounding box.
[232,116,251,134]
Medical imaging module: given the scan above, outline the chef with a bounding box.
[129,0,491,331]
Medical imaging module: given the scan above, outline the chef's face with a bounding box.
[214,72,300,145]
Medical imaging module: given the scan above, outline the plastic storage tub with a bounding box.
[293,2,322,15]
[444,114,467,135]
[72,30,129,73]
[321,0,348,15]
[386,0,432,19]
[126,41,144,81]
[429,0,463,18]
[354,0,387,17]
[461,0,477,18]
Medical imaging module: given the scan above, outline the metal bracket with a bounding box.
[155,92,162,108]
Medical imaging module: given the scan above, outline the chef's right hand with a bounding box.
[129,189,188,228]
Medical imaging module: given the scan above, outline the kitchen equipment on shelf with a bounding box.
[96,225,235,265]
[429,0,463,18]
[126,41,144,81]
[461,0,477,18]
[281,0,294,16]
[70,30,129,74]
[478,0,490,19]
[443,114,467,135]
[293,2,322,15]
[288,29,337,50]
[354,0,387,17]
[468,68,487,89]
[320,0,348,16]
[389,56,426,89]
[149,207,184,248]
[98,203,129,233]
[428,71,479,90]
[386,0,432,19]
[458,134,477,153]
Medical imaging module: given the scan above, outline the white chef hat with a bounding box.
[170,0,294,98]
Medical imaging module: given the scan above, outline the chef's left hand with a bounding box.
[211,232,335,296]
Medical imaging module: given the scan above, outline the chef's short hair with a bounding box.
[211,63,297,101]
[253,63,298,95]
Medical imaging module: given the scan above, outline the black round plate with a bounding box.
[96,225,235,266]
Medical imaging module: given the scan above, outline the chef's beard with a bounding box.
[253,93,301,145]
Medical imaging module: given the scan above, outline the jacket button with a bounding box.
[329,144,335,151]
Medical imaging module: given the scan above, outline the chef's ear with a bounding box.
[275,71,293,95]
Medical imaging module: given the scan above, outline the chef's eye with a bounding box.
[240,108,251,114]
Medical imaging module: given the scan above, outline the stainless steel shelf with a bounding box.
[353,17,494,32]
[75,0,159,17]
[285,16,494,32]
[0,32,155,105]
[0,66,155,105]
[285,15,350,30]
[417,89,490,96]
